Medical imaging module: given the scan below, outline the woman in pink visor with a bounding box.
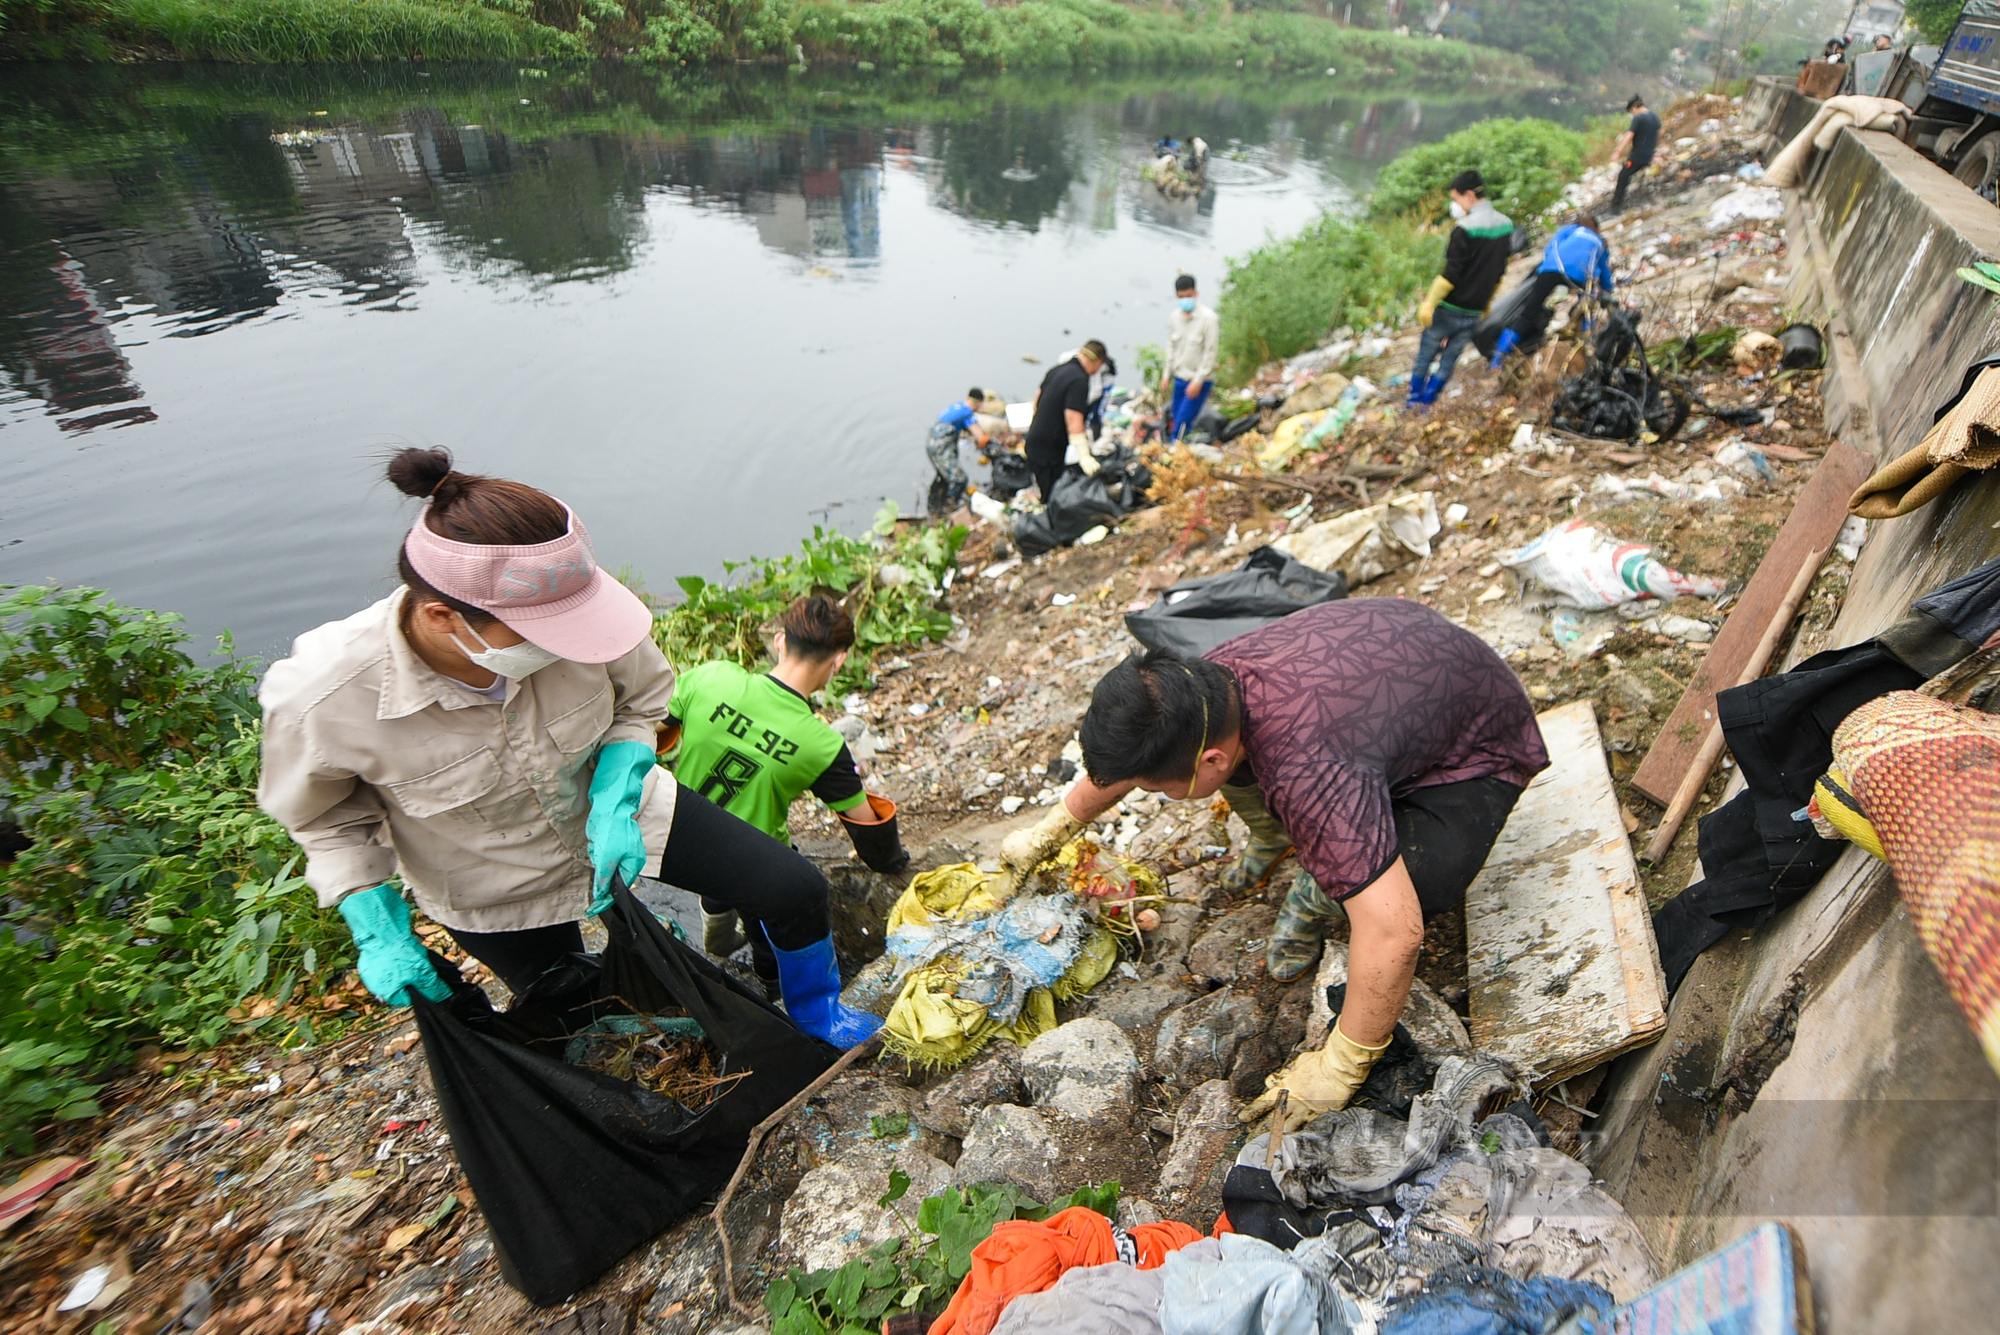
[256,447,880,1048]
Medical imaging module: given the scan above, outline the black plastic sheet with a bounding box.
[1125,545,1347,657]
[411,880,837,1306]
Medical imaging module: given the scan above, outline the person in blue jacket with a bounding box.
[1491,213,1615,365]
[926,389,990,517]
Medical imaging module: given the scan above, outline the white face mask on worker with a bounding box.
[1449,200,1468,220]
[450,619,562,679]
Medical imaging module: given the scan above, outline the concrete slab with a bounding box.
[1465,701,1668,1083]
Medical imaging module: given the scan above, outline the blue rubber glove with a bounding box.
[338,883,452,1007]
[586,739,657,916]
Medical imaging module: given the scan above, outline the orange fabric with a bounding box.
[1212,1210,1235,1238]
[927,1207,1203,1335]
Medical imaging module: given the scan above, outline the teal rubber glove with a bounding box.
[587,739,657,916]
[339,883,452,1007]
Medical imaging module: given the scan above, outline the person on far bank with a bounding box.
[1407,170,1513,409]
[1610,95,1661,211]
[998,599,1548,1120]
[927,388,990,519]
[1023,340,1107,501]
[1163,274,1220,440]
[257,447,881,1048]
[667,594,910,990]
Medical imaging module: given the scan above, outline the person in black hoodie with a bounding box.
[1408,170,1512,409]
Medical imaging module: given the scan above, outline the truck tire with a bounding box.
[1954,133,2000,202]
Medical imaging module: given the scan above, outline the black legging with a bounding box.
[1391,775,1525,919]
[448,784,830,992]
[1027,449,1064,503]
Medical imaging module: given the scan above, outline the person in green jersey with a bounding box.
[667,594,910,987]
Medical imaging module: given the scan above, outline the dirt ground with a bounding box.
[1,93,1846,1335]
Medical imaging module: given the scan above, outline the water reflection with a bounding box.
[0,63,1589,652]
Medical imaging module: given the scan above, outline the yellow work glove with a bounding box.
[999,802,1084,888]
[1239,1016,1391,1123]
[1417,275,1453,329]
[1071,433,1099,475]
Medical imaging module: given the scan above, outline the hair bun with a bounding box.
[386,446,457,502]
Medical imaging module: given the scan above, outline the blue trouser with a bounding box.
[1411,305,1482,391]
[1170,377,1211,440]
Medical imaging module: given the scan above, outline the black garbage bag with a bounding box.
[1011,466,1124,556]
[1471,273,1558,359]
[987,450,1035,501]
[1218,411,1262,443]
[1126,545,1346,657]
[411,879,838,1306]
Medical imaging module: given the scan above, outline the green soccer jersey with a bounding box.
[668,660,866,843]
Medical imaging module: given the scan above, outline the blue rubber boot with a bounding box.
[1488,328,1520,370]
[1419,375,1445,405]
[767,931,882,1048]
[1404,373,1429,409]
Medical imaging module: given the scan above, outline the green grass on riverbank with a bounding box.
[2,0,1539,79]
[1218,115,1587,382]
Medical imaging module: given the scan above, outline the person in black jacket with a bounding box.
[1408,170,1512,408]
[1611,96,1661,210]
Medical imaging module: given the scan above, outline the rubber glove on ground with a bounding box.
[339,883,452,1006]
[587,738,656,915]
[1240,1016,1390,1122]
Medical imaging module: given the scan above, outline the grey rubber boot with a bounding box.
[1266,870,1347,982]
[701,907,748,958]
[1220,781,1294,893]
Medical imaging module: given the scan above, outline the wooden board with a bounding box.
[1629,440,1876,806]
[1466,701,1668,1083]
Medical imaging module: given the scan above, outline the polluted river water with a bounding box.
[0,64,1584,659]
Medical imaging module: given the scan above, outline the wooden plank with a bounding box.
[1630,440,1875,806]
[1466,701,1668,1084]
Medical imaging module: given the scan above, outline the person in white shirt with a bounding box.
[1162,273,1220,440]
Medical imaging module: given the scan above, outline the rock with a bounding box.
[822,862,905,963]
[1021,1019,1139,1120]
[1154,986,1269,1091]
[790,1073,958,1170]
[1155,1080,1239,1206]
[839,953,902,1019]
[1185,904,1278,987]
[452,1231,495,1282]
[1305,940,1469,1056]
[920,1048,1026,1139]
[1083,976,1196,1038]
[953,1104,1060,1201]
[779,1152,953,1271]
[1116,1197,1164,1228]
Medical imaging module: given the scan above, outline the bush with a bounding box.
[115,0,576,61]
[1217,214,1441,383]
[0,585,354,1153]
[1368,116,1586,225]
[1909,0,1965,43]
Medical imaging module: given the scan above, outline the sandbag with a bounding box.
[412,880,838,1306]
[1126,546,1347,657]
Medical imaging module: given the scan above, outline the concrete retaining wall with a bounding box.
[1590,116,2000,1333]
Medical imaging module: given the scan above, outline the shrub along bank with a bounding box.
[1218,116,1588,382]
[1,0,1540,78]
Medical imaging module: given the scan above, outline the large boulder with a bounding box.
[1084,976,1197,1040]
[1185,904,1278,988]
[953,1104,1060,1201]
[1155,1079,1239,1209]
[919,1048,1027,1139]
[779,1152,954,1272]
[1155,986,1269,1093]
[1021,1019,1140,1121]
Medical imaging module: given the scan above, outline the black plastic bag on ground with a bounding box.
[987,450,1035,501]
[1125,545,1347,657]
[412,880,838,1306]
[1013,467,1124,554]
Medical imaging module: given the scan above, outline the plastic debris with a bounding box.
[1706,185,1783,230]
[1502,519,1728,610]
[1273,492,1441,588]
[1714,438,1776,483]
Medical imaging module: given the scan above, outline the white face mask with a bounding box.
[1449,200,1468,220]
[450,618,562,679]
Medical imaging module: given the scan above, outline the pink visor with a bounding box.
[403,501,653,664]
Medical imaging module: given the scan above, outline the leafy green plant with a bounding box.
[764,1174,1119,1332]
[0,584,354,1154]
[1368,116,1586,225]
[655,504,967,695]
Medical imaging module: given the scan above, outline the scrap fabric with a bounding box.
[1827,690,2000,1076]
[929,1206,1206,1335]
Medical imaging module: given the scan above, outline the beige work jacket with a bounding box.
[257,588,678,932]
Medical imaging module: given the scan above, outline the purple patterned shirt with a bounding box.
[1208,598,1548,899]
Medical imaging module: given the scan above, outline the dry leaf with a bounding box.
[383,1223,428,1253]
